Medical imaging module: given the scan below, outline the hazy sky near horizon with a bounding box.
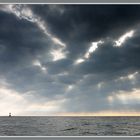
[0,4,140,115]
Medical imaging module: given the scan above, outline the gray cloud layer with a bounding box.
[0,4,140,115]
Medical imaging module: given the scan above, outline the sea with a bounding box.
[0,116,140,136]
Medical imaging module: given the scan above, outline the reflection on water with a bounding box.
[0,116,139,136]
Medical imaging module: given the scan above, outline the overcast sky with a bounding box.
[0,4,140,116]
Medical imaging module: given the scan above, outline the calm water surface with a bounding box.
[0,116,140,136]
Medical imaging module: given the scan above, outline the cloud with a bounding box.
[0,84,67,116]
[30,5,140,59]
[0,4,140,115]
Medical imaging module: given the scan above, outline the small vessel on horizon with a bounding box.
[9,113,11,117]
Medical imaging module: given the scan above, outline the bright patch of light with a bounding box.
[108,88,140,105]
[89,42,98,52]
[115,30,134,47]
[119,71,138,81]
[74,40,103,65]
[107,96,114,103]
[128,72,138,80]
[0,84,67,116]
[52,37,66,47]
[0,5,13,13]
[8,5,36,22]
[84,40,103,59]
[97,82,104,89]
[21,8,36,22]
[68,85,73,90]
[51,48,66,61]
[75,58,85,64]
[66,85,74,92]
[27,98,66,113]
[33,60,41,67]
[33,60,47,73]
[0,86,28,115]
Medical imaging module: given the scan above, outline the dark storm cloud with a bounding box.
[64,30,140,112]
[30,5,140,41]
[0,10,60,96]
[0,11,52,73]
[1,4,140,114]
[74,40,139,75]
[63,27,140,112]
[30,5,140,59]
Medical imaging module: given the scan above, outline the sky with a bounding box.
[0,4,140,116]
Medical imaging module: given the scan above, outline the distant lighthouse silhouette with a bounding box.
[9,113,11,117]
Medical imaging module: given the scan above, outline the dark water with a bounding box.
[0,116,140,136]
